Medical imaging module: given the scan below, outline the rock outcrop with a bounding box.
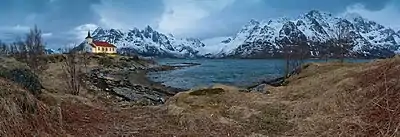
[86,68,176,105]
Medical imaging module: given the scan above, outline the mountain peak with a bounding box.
[304,10,332,19]
[145,25,154,32]
[85,9,400,59]
[306,10,324,18]
[130,27,140,32]
[88,26,205,58]
[248,19,260,25]
[92,27,105,36]
[307,10,321,15]
[343,12,364,21]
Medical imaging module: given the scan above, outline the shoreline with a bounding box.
[141,62,201,89]
[86,60,201,105]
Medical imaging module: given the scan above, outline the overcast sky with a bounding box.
[0,0,399,49]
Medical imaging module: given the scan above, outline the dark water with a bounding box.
[147,59,372,89]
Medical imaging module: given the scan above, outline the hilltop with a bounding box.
[0,53,399,136]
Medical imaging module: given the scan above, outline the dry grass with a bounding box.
[0,78,63,137]
[266,58,400,136]
[167,84,293,136]
[2,54,400,136]
[0,57,29,70]
[338,58,400,137]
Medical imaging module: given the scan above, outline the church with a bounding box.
[83,31,117,54]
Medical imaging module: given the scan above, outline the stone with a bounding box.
[250,84,270,94]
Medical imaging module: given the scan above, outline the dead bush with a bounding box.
[61,50,83,95]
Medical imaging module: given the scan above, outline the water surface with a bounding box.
[147,59,371,89]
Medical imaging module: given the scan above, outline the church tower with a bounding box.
[85,30,93,44]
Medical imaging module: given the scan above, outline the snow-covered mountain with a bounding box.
[87,10,400,58]
[44,48,60,54]
[89,26,205,58]
[203,10,400,58]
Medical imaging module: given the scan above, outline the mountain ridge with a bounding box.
[203,10,400,58]
[89,26,205,58]
[82,10,400,58]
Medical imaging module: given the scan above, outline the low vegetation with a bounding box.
[0,26,399,136]
[266,57,400,136]
[188,88,225,96]
[0,78,63,136]
[1,53,399,136]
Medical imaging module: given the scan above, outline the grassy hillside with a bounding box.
[273,57,400,136]
[0,54,399,136]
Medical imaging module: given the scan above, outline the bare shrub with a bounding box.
[9,26,48,74]
[280,39,309,78]
[81,52,90,72]
[61,47,83,95]
[330,20,354,63]
[0,41,8,56]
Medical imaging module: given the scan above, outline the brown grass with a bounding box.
[266,58,400,136]
[0,78,63,136]
[3,54,400,136]
[167,85,293,136]
[338,58,400,137]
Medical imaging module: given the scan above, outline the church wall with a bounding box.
[92,46,117,54]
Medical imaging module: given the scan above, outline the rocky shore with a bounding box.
[83,56,200,105]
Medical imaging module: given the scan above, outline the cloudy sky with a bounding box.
[0,0,399,49]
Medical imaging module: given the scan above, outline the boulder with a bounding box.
[250,84,270,94]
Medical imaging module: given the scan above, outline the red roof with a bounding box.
[91,41,116,47]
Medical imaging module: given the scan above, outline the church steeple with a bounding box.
[85,30,93,44]
[85,30,92,39]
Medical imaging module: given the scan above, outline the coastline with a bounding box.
[85,59,201,105]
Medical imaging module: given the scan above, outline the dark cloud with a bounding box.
[0,0,398,49]
[262,0,391,12]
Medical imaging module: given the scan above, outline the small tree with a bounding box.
[61,47,83,95]
[25,25,47,73]
[0,41,8,56]
[313,40,331,62]
[17,38,28,61]
[11,26,48,74]
[280,37,309,78]
[9,43,18,55]
[331,21,353,62]
[81,52,90,73]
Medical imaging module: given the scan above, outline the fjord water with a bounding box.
[147,59,371,89]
